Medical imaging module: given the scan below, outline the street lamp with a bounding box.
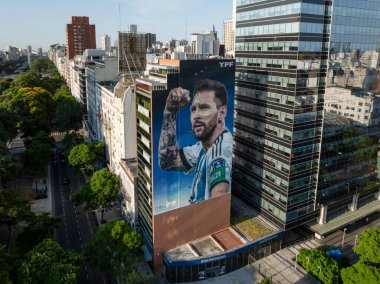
[354,234,359,248]
[318,266,322,274]
[342,228,347,248]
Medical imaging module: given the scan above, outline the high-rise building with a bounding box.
[101,34,111,53]
[135,58,235,274]
[222,19,234,52]
[65,16,96,59]
[234,0,380,233]
[191,27,220,56]
[129,24,138,34]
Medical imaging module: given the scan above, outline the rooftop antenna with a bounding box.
[118,3,121,31]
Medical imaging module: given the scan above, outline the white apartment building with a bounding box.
[222,19,234,52]
[324,87,380,127]
[101,34,111,54]
[86,63,138,225]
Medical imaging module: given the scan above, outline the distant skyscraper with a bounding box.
[129,24,137,34]
[27,45,32,65]
[222,19,234,52]
[101,34,111,53]
[191,27,220,56]
[37,47,43,57]
[65,16,96,59]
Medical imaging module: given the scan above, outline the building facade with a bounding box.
[101,34,111,54]
[191,28,220,56]
[135,59,235,273]
[234,0,380,231]
[118,31,156,74]
[65,16,96,60]
[222,19,234,52]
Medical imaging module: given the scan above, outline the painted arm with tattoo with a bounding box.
[158,87,191,171]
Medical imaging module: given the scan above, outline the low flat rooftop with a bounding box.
[165,227,245,262]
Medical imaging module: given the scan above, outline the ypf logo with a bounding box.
[219,61,234,68]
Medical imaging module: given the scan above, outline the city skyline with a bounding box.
[0,0,233,51]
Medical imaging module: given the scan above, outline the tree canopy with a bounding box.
[0,107,18,142]
[53,86,83,132]
[24,131,54,176]
[298,247,339,284]
[0,187,32,232]
[17,238,82,284]
[0,142,22,187]
[341,261,380,284]
[83,220,142,280]
[16,213,61,254]
[71,168,119,221]
[68,142,105,175]
[353,227,380,264]
[3,87,54,137]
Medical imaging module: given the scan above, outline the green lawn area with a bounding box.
[231,216,274,241]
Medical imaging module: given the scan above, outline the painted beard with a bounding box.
[192,114,218,142]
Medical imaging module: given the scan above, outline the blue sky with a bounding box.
[0,0,233,52]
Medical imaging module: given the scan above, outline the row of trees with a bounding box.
[297,227,380,284]
[0,57,84,283]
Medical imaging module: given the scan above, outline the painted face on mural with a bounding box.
[190,90,221,142]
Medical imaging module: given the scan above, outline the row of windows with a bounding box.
[237,86,295,105]
[235,141,292,175]
[236,22,324,37]
[333,24,380,36]
[334,3,380,18]
[236,2,324,22]
[235,99,294,121]
[237,0,265,6]
[236,57,323,71]
[236,71,323,88]
[235,128,292,155]
[234,159,289,194]
[331,35,379,48]
[236,41,325,52]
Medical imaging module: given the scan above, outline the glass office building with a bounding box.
[234,0,380,230]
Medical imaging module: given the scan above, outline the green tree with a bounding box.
[6,87,55,137]
[83,220,142,279]
[298,248,339,284]
[71,168,119,221]
[16,213,61,254]
[10,72,42,89]
[354,227,380,264]
[0,245,16,284]
[0,78,13,92]
[17,238,82,284]
[341,261,380,284]
[29,57,54,75]
[0,107,18,142]
[0,142,22,187]
[53,92,83,132]
[0,188,32,233]
[24,131,54,176]
[68,142,105,175]
[61,133,84,153]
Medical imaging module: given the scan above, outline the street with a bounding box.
[317,211,380,263]
[51,156,116,284]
